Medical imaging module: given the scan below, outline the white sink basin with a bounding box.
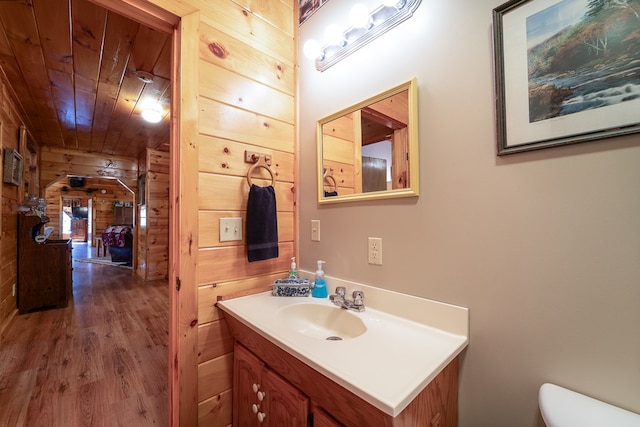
[277,303,367,340]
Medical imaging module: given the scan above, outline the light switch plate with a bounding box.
[311,220,320,241]
[220,217,243,242]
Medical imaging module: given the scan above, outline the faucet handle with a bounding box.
[335,286,346,297]
[352,290,364,306]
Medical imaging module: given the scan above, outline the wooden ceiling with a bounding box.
[0,0,171,160]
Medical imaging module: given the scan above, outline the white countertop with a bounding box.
[217,276,469,417]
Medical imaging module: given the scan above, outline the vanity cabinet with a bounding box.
[228,317,458,427]
[234,343,309,426]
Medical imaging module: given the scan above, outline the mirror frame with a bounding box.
[317,78,419,204]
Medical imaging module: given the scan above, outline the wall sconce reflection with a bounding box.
[303,0,421,72]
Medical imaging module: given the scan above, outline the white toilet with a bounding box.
[539,383,640,427]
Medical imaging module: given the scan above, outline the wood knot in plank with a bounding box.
[72,36,91,49]
[208,42,227,59]
[190,319,197,327]
[58,381,69,394]
[82,26,97,39]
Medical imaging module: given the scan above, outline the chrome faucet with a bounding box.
[329,286,365,312]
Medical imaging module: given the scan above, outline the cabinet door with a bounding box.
[263,368,309,426]
[312,407,343,427]
[234,343,309,426]
[234,344,265,427]
[113,206,133,224]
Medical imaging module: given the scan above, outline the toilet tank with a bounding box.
[539,383,640,427]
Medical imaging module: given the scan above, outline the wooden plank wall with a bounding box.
[322,112,359,196]
[0,81,27,337]
[193,0,297,425]
[0,0,297,422]
[137,148,169,281]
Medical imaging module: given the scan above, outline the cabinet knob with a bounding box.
[257,412,266,423]
[252,404,259,414]
[257,391,265,401]
[252,383,260,393]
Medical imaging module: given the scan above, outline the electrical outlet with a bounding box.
[219,217,243,242]
[311,220,321,241]
[368,237,382,265]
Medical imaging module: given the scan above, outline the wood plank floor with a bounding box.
[0,242,169,426]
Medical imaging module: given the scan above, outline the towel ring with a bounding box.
[247,155,275,187]
[323,168,337,191]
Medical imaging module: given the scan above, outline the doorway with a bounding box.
[88,1,186,424]
[62,198,92,242]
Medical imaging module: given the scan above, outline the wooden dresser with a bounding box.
[18,214,72,314]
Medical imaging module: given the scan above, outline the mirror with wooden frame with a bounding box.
[317,78,419,204]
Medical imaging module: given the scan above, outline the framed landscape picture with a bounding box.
[493,0,640,155]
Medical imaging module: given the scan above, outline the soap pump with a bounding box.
[288,257,299,279]
[311,260,328,298]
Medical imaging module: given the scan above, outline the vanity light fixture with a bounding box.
[324,23,347,47]
[303,0,421,72]
[381,0,408,9]
[349,3,373,30]
[303,39,324,61]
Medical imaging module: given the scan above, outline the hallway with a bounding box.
[0,243,169,426]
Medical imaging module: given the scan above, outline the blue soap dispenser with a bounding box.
[311,260,328,298]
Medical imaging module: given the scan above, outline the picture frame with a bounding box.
[493,0,640,155]
[299,0,330,26]
[3,147,23,186]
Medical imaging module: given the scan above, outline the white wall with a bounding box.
[298,1,640,426]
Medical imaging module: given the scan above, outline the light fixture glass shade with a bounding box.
[142,108,163,123]
[303,39,323,60]
[324,24,345,46]
[349,3,372,29]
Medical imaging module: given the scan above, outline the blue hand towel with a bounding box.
[246,184,279,262]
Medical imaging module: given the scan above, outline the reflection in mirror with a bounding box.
[317,78,419,203]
